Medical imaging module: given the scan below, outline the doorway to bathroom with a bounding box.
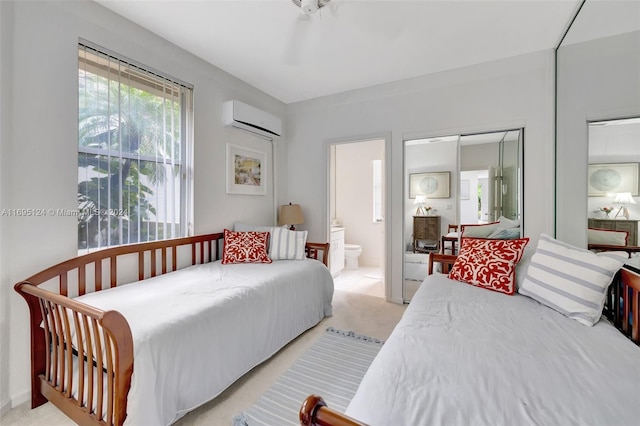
[328,138,386,299]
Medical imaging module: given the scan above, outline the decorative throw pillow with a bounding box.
[449,237,530,295]
[519,234,628,326]
[461,222,500,238]
[269,227,308,260]
[233,223,274,252]
[221,229,271,264]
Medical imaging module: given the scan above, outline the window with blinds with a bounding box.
[78,42,194,251]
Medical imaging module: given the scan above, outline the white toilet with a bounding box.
[344,244,362,269]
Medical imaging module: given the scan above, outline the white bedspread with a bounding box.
[346,273,640,425]
[74,258,333,425]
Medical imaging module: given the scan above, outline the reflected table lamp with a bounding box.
[414,195,427,215]
[613,192,636,220]
[279,203,304,230]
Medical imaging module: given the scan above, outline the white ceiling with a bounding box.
[96,0,587,104]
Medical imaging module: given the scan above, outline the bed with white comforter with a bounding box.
[73,258,333,425]
[345,273,640,425]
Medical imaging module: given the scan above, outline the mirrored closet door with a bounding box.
[402,129,523,302]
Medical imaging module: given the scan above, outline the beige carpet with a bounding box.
[2,290,406,426]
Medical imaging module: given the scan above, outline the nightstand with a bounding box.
[413,215,441,253]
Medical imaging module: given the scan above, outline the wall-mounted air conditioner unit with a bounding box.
[222,100,282,139]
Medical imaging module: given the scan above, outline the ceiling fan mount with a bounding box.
[291,0,332,15]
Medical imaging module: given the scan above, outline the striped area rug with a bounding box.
[232,327,383,426]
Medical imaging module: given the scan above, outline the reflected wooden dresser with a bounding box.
[588,218,639,246]
[413,215,441,253]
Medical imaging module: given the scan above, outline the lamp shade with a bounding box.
[413,195,427,205]
[278,203,304,227]
[613,192,637,205]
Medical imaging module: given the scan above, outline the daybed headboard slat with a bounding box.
[191,244,196,266]
[138,252,144,282]
[95,261,102,292]
[110,256,117,288]
[60,273,68,297]
[200,242,205,265]
[172,247,177,272]
[151,249,157,278]
[162,247,167,274]
[78,267,86,296]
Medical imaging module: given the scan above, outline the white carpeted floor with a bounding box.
[1,289,406,426]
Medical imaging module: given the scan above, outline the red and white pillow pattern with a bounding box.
[449,237,530,295]
[221,229,272,264]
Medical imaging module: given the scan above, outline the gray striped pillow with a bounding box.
[519,234,628,326]
[269,227,308,260]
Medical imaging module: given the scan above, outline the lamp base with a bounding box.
[289,225,296,230]
[614,206,629,220]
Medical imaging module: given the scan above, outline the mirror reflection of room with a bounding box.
[402,129,523,302]
[587,117,640,247]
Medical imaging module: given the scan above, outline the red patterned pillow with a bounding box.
[448,237,530,295]
[222,229,271,264]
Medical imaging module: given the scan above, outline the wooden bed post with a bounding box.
[14,282,48,408]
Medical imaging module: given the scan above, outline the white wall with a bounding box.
[284,50,556,303]
[556,31,640,246]
[2,0,285,408]
[335,140,385,267]
[0,0,13,416]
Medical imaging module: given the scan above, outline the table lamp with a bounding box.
[414,196,427,215]
[279,203,304,230]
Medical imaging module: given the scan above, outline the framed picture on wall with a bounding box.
[226,143,267,195]
[409,171,450,199]
[587,162,639,197]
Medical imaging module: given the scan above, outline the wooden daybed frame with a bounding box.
[14,232,329,426]
[300,248,640,426]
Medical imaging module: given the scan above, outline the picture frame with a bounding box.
[587,162,639,197]
[409,171,450,199]
[226,143,267,195]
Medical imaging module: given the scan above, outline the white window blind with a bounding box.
[78,42,193,251]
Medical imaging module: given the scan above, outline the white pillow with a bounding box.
[519,233,628,326]
[587,228,628,246]
[269,227,308,260]
[461,222,499,238]
[497,216,520,230]
[488,228,521,239]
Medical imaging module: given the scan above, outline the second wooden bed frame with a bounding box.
[14,232,329,426]
[300,248,640,426]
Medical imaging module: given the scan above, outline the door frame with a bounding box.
[325,132,392,301]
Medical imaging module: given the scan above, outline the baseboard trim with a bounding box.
[10,390,30,411]
[389,296,404,305]
[0,397,11,416]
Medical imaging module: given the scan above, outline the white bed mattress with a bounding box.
[346,273,640,425]
[73,258,334,425]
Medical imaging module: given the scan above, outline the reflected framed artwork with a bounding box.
[409,172,450,199]
[588,162,639,197]
[226,143,267,195]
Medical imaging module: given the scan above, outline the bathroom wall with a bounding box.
[335,139,385,267]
